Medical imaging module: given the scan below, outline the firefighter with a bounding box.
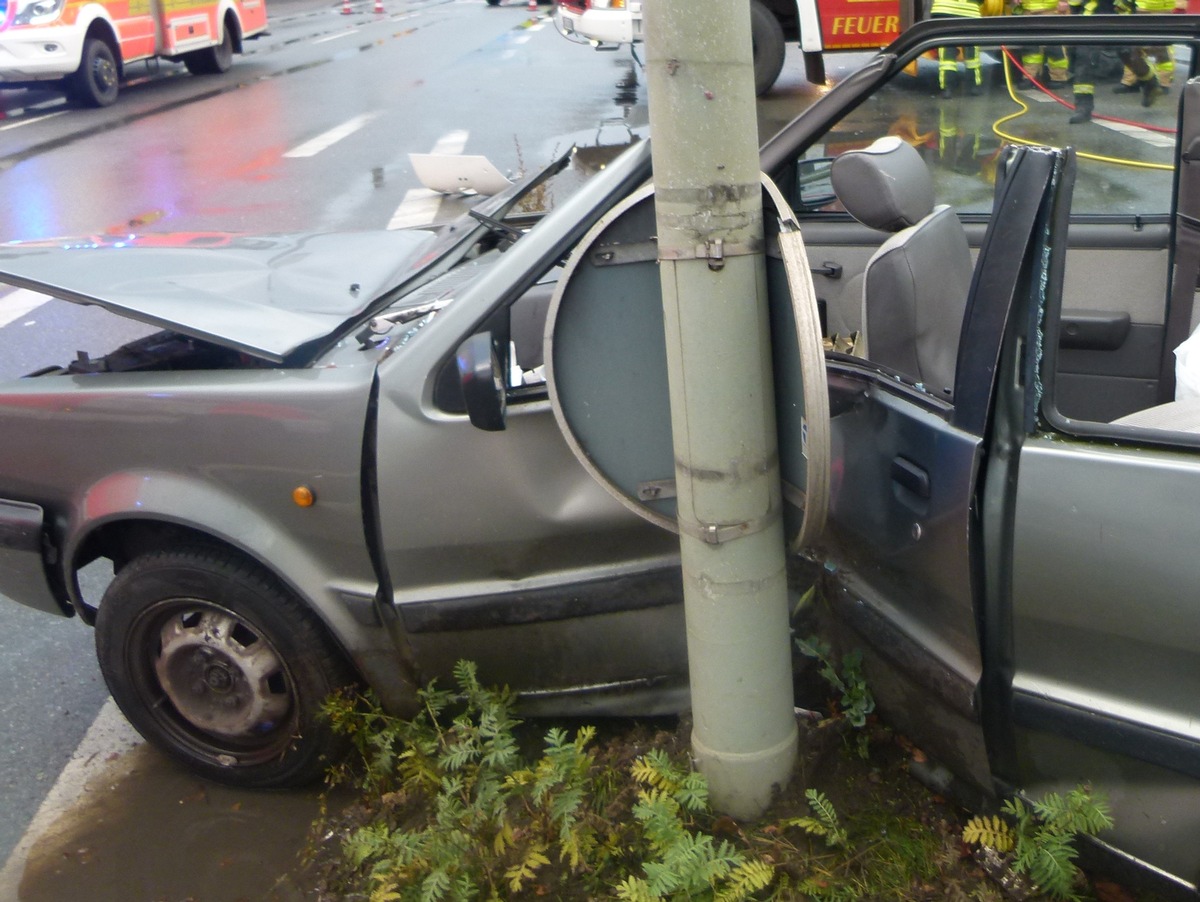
[1068,0,1160,121]
[1019,0,1072,89]
[1113,0,1186,95]
[932,0,986,97]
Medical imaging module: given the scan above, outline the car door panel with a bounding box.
[795,222,1168,424]
[1056,226,1171,421]
[815,145,1076,794]
[821,371,993,788]
[990,80,1200,887]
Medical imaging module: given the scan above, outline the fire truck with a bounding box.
[0,0,268,107]
[554,0,921,92]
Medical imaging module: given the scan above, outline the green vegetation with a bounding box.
[963,787,1115,901]
[794,635,875,731]
[307,659,1114,901]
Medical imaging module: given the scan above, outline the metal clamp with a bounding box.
[676,505,781,545]
[658,237,762,272]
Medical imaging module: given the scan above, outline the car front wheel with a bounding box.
[95,547,356,788]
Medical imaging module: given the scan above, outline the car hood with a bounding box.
[0,229,438,363]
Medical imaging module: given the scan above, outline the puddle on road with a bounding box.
[15,743,353,902]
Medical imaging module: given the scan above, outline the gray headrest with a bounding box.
[830,136,935,233]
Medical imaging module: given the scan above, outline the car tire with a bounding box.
[184,26,234,75]
[751,0,786,96]
[486,0,501,5]
[95,546,357,788]
[67,37,119,107]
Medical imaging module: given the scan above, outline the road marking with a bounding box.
[283,112,377,158]
[432,129,468,155]
[1096,118,1177,149]
[501,31,532,59]
[386,130,471,228]
[0,111,69,132]
[0,288,51,328]
[389,188,444,229]
[312,28,359,44]
[0,700,142,900]
[1018,89,1176,149]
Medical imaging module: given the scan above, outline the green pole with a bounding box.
[645,0,797,818]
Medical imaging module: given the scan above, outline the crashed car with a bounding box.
[3,14,1200,894]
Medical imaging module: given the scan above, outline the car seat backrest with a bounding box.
[831,136,974,400]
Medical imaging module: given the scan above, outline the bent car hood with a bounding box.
[0,229,438,363]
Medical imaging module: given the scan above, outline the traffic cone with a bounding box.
[527,0,537,10]
[374,0,383,12]
[341,0,351,14]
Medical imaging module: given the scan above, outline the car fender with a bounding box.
[61,469,421,715]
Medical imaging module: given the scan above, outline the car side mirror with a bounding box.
[457,332,507,432]
[795,157,836,212]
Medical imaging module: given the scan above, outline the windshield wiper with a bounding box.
[356,297,452,349]
[469,208,525,244]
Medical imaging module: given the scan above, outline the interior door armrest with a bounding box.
[1059,309,1131,351]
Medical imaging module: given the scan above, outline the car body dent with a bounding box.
[0,359,377,603]
[364,139,687,706]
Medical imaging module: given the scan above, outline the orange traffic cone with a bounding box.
[341,0,351,14]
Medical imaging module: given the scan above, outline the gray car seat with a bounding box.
[830,136,974,400]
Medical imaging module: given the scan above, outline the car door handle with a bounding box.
[811,261,842,279]
[891,456,930,500]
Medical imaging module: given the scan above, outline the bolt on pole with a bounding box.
[644,0,797,819]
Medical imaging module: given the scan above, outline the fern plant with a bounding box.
[328,660,607,900]
[616,749,775,902]
[325,662,783,901]
[962,785,1114,901]
[782,789,849,849]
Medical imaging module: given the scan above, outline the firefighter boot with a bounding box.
[1069,92,1094,124]
[1141,75,1163,108]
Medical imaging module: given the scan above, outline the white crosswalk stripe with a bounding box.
[0,288,51,329]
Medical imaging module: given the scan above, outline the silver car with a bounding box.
[3,15,1200,894]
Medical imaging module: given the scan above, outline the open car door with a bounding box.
[814,142,1073,799]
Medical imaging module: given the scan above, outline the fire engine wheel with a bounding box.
[751,0,786,96]
[94,546,357,788]
[68,37,119,108]
[185,27,234,75]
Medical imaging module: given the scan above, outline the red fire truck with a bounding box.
[0,0,268,107]
[554,0,920,93]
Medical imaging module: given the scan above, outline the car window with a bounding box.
[794,38,1185,219]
